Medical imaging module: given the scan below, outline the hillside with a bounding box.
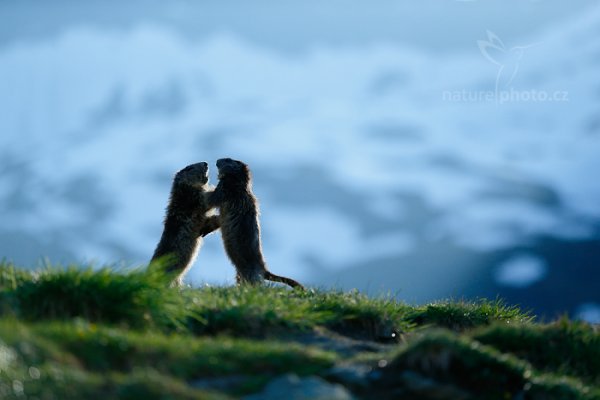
[0,262,598,399]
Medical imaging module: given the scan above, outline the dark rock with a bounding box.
[190,374,250,392]
[397,371,470,400]
[243,374,354,400]
[325,364,373,390]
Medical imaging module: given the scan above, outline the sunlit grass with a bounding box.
[405,298,533,331]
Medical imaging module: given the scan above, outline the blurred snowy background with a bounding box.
[1,0,599,321]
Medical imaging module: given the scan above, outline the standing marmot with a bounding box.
[150,162,219,286]
[207,158,304,289]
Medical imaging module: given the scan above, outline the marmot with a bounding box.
[207,158,304,289]
[150,162,220,286]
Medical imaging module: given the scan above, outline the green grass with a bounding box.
[376,330,599,400]
[2,265,186,330]
[0,261,598,399]
[12,321,335,377]
[0,363,230,400]
[473,318,600,385]
[0,319,334,398]
[182,286,414,340]
[405,298,533,331]
[0,263,528,340]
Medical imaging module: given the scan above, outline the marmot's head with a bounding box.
[174,162,209,188]
[216,158,251,184]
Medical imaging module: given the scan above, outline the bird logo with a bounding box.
[477,30,540,93]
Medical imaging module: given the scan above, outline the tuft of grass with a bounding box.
[377,330,599,400]
[184,286,411,341]
[304,289,413,341]
[0,261,32,290]
[405,298,533,331]
[181,286,314,337]
[474,318,600,385]
[0,263,186,330]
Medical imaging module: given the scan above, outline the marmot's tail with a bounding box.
[264,271,305,290]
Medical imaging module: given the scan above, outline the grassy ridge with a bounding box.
[0,262,598,399]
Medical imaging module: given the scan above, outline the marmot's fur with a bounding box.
[151,162,219,286]
[208,158,304,289]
